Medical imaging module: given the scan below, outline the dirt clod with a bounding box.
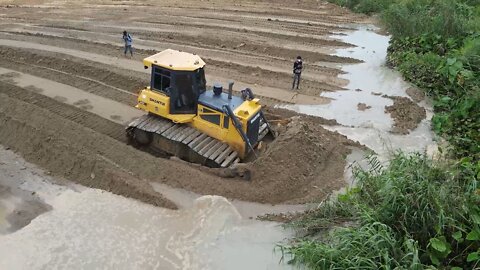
[385,96,427,134]
[357,103,371,111]
[406,87,425,103]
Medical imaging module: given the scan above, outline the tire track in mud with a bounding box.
[0,46,142,106]
[0,45,298,106]
[3,28,347,77]
[5,23,357,64]
[0,38,327,105]
[136,16,339,37]
[0,79,128,143]
[0,81,178,209]
[0,29,350,96]
[163,4,359,23]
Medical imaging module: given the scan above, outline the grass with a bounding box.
[284,153,480,269]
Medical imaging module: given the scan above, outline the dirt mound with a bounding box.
[263,106,338,126]
[249,117,359,203]
[385,96,426,134]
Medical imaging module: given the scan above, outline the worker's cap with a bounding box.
[123,30,127,35]
[297,56,302,59]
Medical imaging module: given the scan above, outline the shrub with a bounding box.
[287,223,422,269]
[286,153,480,268]
[382,0,475,38]
[433,93,480,160]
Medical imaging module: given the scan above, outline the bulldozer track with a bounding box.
[127,114,242,168]
[0,81,127,143]
[0,41,299,105]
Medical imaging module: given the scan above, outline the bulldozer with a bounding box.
[126,49,274,168]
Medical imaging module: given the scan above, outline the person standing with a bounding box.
[122,30,133,57]
[292,56,303,90]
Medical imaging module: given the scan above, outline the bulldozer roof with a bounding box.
[143,49,206,71]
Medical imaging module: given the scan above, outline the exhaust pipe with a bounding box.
[228,81,234,100]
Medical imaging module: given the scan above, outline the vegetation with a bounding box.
[284,154,480,269]
[284,0,480,269]
[329,0,480,160]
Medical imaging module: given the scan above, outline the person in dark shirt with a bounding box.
[292,56,303,90]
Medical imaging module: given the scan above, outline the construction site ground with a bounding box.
[0,1,440,268]
[0,0,379,209]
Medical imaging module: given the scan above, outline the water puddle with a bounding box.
[0,147,293,269]
[284,24,436,159]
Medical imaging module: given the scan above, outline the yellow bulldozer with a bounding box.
[126,49,274,168]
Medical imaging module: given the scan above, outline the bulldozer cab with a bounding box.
[150,66,206,114]
[144,49,207,115]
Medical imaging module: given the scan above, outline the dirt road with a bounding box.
[0,0,369,207]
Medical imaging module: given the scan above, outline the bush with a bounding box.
[459,36,480,72]
[287,223,422,269]
[394,51,446,93]
[433,93,480,160]
[382,0,475,38]
[288,1,480,269]
[286,153,480,269]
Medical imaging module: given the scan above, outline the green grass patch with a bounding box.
[284,153,480,269]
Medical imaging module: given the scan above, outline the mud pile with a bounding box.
[385,96,426,134]
[249,117,359,203]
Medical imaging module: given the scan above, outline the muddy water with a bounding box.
[0,147,293,269]
[152,182,307,219]
[285,25,436,159]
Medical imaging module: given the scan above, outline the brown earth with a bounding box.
[0,0,372,207]
[385,96,427,134]
[0,81,358,205]
[406,87,426,103]
[357,102,371,111]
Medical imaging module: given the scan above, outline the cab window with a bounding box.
[152,66,171,92]
[196,68,206,94]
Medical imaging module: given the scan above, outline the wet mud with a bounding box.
[385,96,427,135]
